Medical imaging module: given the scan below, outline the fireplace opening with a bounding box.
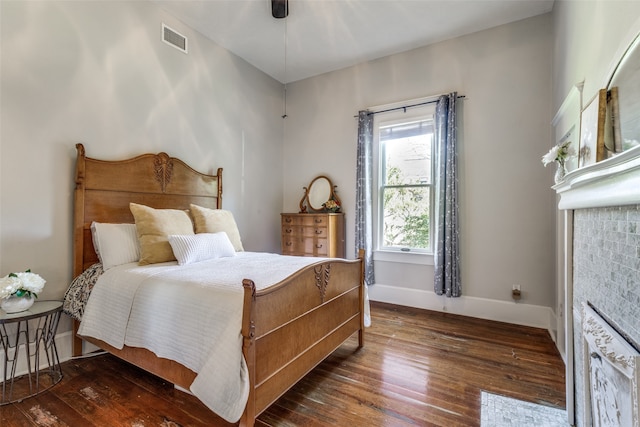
[582,303,640,426]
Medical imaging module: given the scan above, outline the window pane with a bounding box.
[382,186,430,249]
[381,122,432,186]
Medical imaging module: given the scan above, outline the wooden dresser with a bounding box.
[281,213,345,258]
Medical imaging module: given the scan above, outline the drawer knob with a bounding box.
[286,242,293,246]
[285,218,292,223]
[285,228,292,233]
[314,219,323,223]
[316,244,323,248]
[315,229,322,234]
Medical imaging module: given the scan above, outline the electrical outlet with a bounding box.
[512,284,521,301]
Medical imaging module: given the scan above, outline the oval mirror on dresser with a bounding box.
[307,176,332,211]
[299,175,341,213]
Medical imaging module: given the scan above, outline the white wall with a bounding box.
[553,1,640,105]
[283,14,556,328]
[0,1,283,317]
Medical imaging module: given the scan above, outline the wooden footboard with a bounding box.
[240,253,364,426]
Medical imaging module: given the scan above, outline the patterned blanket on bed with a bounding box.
[63,262,103,321]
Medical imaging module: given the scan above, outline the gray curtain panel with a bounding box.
[355,110,374,288]
[355,110,373,326]
[433,93,461,297]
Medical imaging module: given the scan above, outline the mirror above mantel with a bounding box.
[606,34,640,154]
[555,27,640,209]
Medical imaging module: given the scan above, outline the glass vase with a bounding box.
[554,162,567,184]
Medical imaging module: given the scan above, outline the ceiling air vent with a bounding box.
[162,23,187,54]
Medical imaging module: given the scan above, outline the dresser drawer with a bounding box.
[281,225,300,236]
[301,226,327,238]
[282,236,327,256]
[301,216,326,227]
[281,237,301,255]
[281,215,298,226]
[281,215,327,227]
[303,238,328,256]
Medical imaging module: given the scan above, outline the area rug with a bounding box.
[481,391,568,427]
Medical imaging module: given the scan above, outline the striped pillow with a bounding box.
[168,232,236,265]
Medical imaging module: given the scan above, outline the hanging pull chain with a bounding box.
[282,17,288,119]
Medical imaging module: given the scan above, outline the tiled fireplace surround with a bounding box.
[553,144,640,425]
[572,205,640,425]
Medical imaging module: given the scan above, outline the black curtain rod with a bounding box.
[356,95,466,117]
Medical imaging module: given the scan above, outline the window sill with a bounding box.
[373,250,434,266]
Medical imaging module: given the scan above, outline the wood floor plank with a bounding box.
[0,302,565,426]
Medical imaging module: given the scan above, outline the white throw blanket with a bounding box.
[78,252,326,422]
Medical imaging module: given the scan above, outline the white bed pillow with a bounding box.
[168,232,236,265]
[90,222,140,270]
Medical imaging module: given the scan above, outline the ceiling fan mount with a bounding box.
[272,0,288,19]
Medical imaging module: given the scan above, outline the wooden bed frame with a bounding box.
[71,143,365,426]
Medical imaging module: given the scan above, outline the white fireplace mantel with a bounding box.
[553,145,640,210]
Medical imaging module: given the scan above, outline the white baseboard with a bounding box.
[369,283,554,332]
[0,330,91,379]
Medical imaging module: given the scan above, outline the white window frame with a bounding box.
[372,99,436,265]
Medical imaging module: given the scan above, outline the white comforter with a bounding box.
[78,252,326,422]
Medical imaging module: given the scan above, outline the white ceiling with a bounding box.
[154,0,554,84]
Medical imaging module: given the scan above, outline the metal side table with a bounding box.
[0,300,63,404]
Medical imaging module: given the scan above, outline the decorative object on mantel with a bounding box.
[299,175,342,213]
[0,269,46,313]
[578,89,607,168]
[542,139,575,184]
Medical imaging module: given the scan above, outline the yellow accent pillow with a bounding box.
[189,204,244,251]
[130,203,194,265]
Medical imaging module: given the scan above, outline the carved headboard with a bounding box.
[73,143,222,277]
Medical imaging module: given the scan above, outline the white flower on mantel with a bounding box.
[542,140,575,167]
[0,270,46,299]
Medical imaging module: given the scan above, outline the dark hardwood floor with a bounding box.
[1,302,565,426]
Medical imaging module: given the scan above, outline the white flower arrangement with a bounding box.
[542,140,575,167]
[0,270,46,299]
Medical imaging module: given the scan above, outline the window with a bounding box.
[374,103,435,254]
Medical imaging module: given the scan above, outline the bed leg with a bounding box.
[239,413,255,427]
[241,279,257,427]
[72,319,83,357]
